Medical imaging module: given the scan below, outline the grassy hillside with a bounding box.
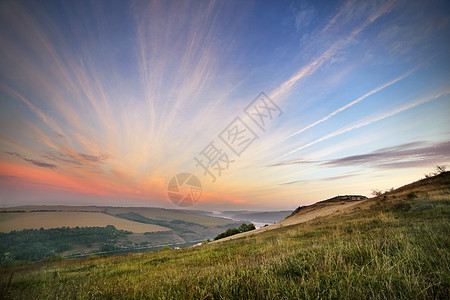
[0,172,449,299]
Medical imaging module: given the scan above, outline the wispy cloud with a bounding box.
[0,83,65,138]
[284,67,419,141]
[267,158,319,168]
[272,140,450,170]
[5,151,57,170]
[269,0,397,102]
[324,141,450,168]
[279,173,359,186]
[43,151,109,166]
[278,91,449,159]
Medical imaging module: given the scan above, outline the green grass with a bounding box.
[1,173,449,299]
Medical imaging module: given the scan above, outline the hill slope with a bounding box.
[212,195,368,243]
[1,172,449,299]
[213,172,450,243]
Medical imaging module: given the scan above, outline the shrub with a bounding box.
[214,223,255,241]
[436,165,446,174]
[41,255,65,263]
[406,192,417,200]
[371,189,383,196]
[238,223,256,232]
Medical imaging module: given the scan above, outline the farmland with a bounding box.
[0,206,240,260]
[0,212,170,233]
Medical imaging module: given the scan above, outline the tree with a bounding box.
[436,165,447,174]
[214,223,256,241]
[371,189,382,197]
[238,223,256,232]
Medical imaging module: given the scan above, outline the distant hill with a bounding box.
[231,211,292,224]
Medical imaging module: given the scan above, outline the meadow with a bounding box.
[0,172,448,299]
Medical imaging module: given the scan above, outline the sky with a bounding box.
[0,0,449,211]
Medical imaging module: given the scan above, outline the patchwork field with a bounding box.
[0,206,236,227]
[0,206,241,260]
[0,212,171,233]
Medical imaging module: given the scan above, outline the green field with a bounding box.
[1,172,448,299]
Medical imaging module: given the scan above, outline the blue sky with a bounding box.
[0,0,449,210]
